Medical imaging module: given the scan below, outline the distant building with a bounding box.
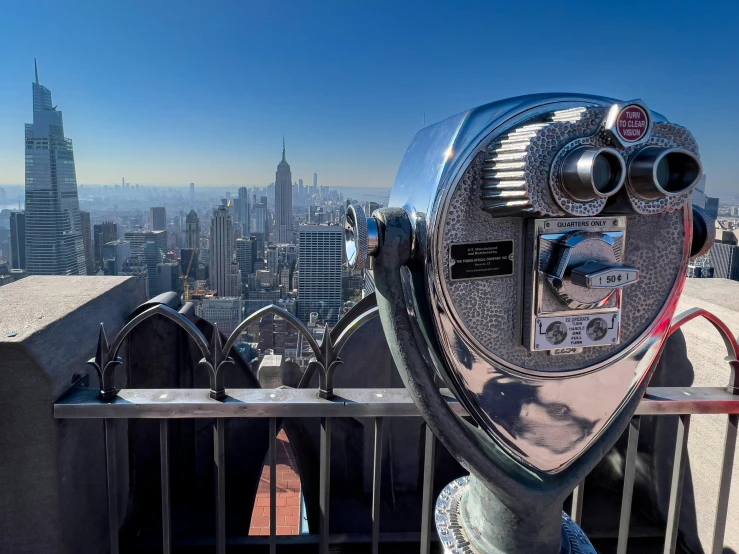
[102,239,130,275]
[710,242,739,281]
[180,248,198,280]
[144,240,165,298]
[124,230,167,254]
[297,224,343,325]
[236,238,255,281]
[209,201,239,297]
[0,263,26,287]
[9,212,25,270]
[156,262,180,296]
[80,211,95,274]
[24,61,85,275]
[266,246,279,274]
[94,222,118,271]
[150,207,167,231]
[199,297,242,336]
[275,139,293,244]
[238,187,251,236]
[251,198,267,236]
[185,210,200,249]
[705,197,720,220]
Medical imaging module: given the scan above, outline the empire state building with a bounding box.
[274,138,293,244]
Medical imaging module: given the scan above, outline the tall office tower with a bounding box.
[93,221,118,271]
[9,212,26,270]
[298,178,304,197]
[706,197,720,220]
[210,201,238,296]
[150,207,167,231]
[79,210,95,274]
[274,139,293,244]
[297,225,344,325]
[189,182,195,208]
[252,198,267,236]
[312,172,318,195]
[266,246,279,273]
[144,240,164,298]
[238,186,251,234]
[24,60,85,275]
[236,237,254,281]
[185,210,200,249]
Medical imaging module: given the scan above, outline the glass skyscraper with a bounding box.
[24,62,85,275]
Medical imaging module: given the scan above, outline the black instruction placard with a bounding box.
[450,240,514,280]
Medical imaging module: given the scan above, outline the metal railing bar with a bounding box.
[711,413,738,554]
[319,417,332,554]
[214,419,226,554]
[160,419,171,554]
[617,416,641,554]
[372,417,384,554]
[420,425,436,554]
[269,418,277,554]
[663,414,691,554]
[104,419,120,554]
[135,530,428,547]
[570,481,584,526]
[54,386,739,419]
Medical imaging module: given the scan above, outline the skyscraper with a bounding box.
[312,172,318,195]
[185,210,200,249]
[150,207,167,231]
[210,201,239,296]
[236,237,254,282]
[9,212,26,270]
[24,60,85,275]
[80,210,95,274]
[93,221,118,271]
[297,224,343,325]
[238,186,251,235]
[251,196,267,236]
[275,139,293,244]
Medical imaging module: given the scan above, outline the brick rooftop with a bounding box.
[249,429,302,536]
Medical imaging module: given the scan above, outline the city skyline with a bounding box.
[1,3,738,194]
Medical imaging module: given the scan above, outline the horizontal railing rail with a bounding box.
[55,385,739,419]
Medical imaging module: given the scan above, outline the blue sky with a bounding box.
[0,1,738,194]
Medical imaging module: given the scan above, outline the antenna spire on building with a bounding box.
[34,58,39,85]
[282,135,286,162]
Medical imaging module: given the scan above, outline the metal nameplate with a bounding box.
[449,240,514,281]
[533,311,620,352]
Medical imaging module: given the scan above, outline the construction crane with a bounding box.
[182,249,197,302]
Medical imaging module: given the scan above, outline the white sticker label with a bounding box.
[534,312,620,351]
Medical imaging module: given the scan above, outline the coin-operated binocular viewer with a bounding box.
[345,94,714,553]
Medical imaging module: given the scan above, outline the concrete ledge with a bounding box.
[0,276,146,554]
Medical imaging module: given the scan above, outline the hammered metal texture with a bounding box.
[481,107,700,218]
[441,153,685,373]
